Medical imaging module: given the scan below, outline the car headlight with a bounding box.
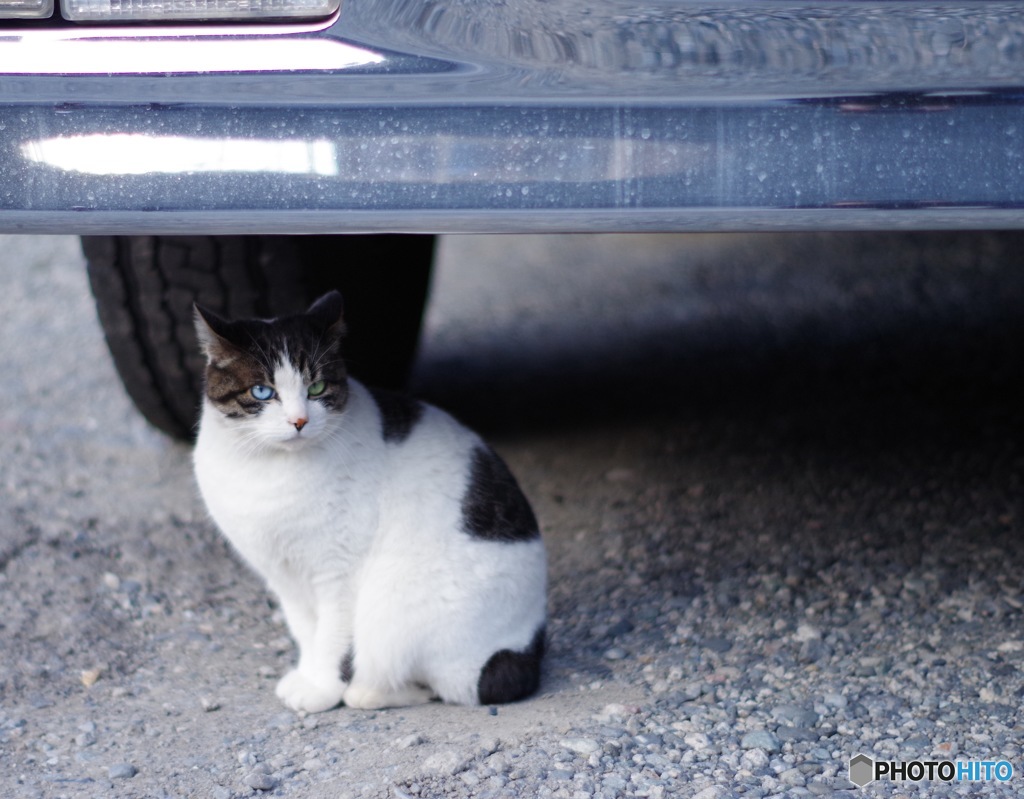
[0,0,342,22]
[0,0,54,18]
[59,0,339,22]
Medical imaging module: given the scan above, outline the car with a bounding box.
[2,0,1022,438]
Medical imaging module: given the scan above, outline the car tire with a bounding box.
[83,234,435,441]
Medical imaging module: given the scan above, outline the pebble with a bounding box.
[595,703,635,722]
[772,704,820,728]
[740,732,781,753]
[691,786,725,799]
[107,763,137,779]
[822,692,848,709]
[635,732,664,747]
[245,771,278,791]
[777,725,818,743]
[75,730,96,747]
[683,732,711,750]
[422,750,470,776]
[780,768,806,787]
[740,748,771,771]
[560,737,601,755]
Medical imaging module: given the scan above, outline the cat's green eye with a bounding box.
[308,380,327,398]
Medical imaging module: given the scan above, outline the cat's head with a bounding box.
[193,292,348,452]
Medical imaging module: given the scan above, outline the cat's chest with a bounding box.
[194,438,374,565]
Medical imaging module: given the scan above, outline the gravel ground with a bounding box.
[3,232,1024,798]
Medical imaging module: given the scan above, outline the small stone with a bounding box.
[200,697,221,712]
[211,787,233,799]
[683,732,711,750]
[904,734,931,750]
[794,624,821,642]
[595,703,636,722]
[603,647,628,661]
[102,572,120,591]
[108,763,137,779]
[75,731,96,747]
[397,734,426,749]
[549,769,574,780]
[605,620,634,639]
[423,750,470,776]
[560,737,600,756]
[302,758,324,772]
[677,682,704,701]
[81,668,102,688]
[740,748,771,771]
[822,692,847,709]
[701,637,732,654]
[780,768,806,787]
[246,772,278,792]
[772,704,819,728]
[777,726,818,743]
[741,731,781,753]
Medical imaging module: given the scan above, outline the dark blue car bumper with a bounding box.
[3,0,1024,233]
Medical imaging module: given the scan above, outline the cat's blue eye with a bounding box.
[308,380,327,398]
[251,385,276,401]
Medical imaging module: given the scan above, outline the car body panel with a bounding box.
[3,0,1024,233]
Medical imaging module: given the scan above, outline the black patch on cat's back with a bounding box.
[461,446,540,542]
[369,387,423,443]
[477,627,546,705]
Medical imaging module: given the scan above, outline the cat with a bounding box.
[191,291,547,713]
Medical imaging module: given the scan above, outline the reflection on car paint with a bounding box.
[2,0,1024,232]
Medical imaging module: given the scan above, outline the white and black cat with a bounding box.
[192,291,547,713]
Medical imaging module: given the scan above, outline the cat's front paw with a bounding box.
[276,669,346,714]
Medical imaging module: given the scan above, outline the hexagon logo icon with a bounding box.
[849,753,874,787]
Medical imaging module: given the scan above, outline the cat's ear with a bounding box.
[307,291,346,339]
[194,303,246,363]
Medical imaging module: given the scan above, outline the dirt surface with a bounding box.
[4,232,1024,798]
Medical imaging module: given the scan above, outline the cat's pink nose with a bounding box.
[293,417,308,431]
